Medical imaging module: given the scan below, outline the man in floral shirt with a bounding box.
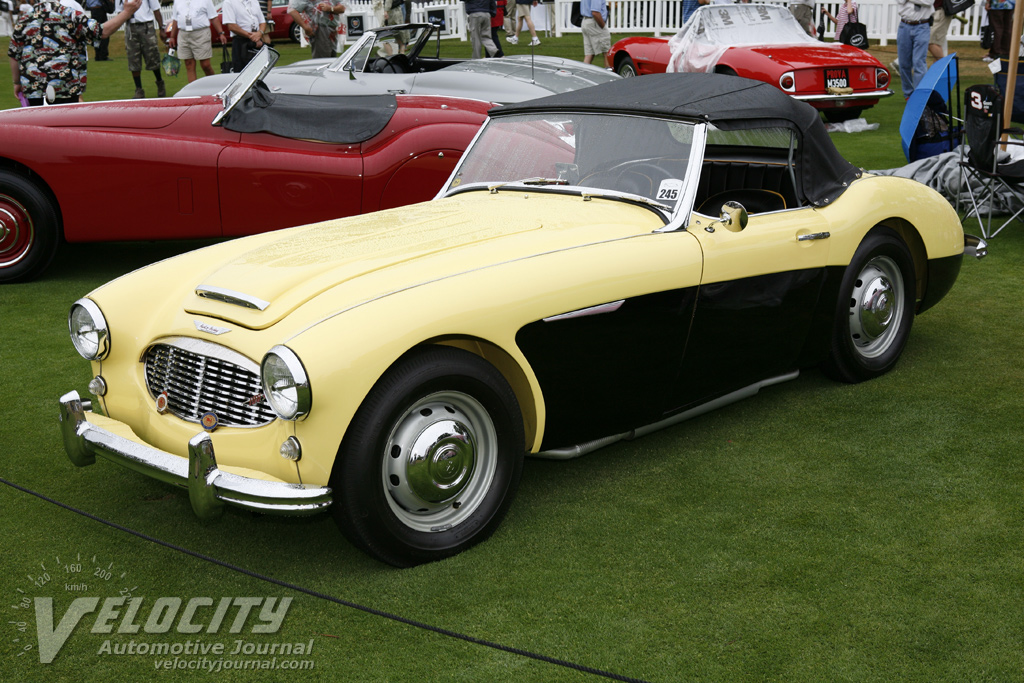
[8,0,140,105]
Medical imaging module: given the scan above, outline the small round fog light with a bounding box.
[88,375,107,396]
[280,436,302,462]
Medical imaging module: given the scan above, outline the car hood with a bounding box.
[0,97,203,129]
[176,56,619,101]
[175,192,660,330]
[435,55,621,93]
[737,44,883,70]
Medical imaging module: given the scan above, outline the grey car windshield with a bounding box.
[333,26,428,73]
[447,113,696,209]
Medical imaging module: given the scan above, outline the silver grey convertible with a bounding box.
[177,23,620,103]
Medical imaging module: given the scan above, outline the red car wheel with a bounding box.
[0,171,60,284]
[617,55,639,78]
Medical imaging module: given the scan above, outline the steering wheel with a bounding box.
[372,54,410,74]
[615,162,671,199]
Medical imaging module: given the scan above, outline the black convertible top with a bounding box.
[222,84,397,144]
[494,73,861,207]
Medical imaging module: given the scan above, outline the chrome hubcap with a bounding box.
[848,256,904,358]
[383,391,497,532]
[0,195,34,268]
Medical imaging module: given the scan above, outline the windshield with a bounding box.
[332,25,430,72]
[694,5,816,46]
[667,5,817,73]
[447,113,696,212]
[212,46,279,126]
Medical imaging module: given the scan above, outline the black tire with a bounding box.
[0,170,60,284]
[823,107,865,123]
[823,228,915,383]
[289,21,302,43]
[331,346,525,567]
[617,55,638,78]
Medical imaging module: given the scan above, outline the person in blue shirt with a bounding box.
[986,0,1016,61]
[682,0,708,22]
[580,0,609,67]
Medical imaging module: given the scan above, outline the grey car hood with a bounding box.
[176,55,619,103]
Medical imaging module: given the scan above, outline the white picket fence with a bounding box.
[547,0,988,45]
[2,0,990,46]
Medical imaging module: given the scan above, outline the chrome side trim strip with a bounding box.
[532,370,800,460]
[195,285,271,311]
[543,300,625,322]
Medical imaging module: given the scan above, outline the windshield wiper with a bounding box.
[480,180,672,212]
[488,177,568,192]
[581,190,673,213]
[521,177,569,186]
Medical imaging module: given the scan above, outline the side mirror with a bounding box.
[718,200,748,232]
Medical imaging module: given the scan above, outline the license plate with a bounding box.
[825,68,849,89]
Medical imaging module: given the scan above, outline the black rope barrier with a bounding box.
[0,475,651,683]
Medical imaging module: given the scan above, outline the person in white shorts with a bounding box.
[580,0,609,67]
[506,0,539,46]
[169,0,229,82]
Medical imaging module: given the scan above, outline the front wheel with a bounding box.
[617,55,638,78]
[0,170,61,283]
[331,346,525,567]
[823,228,915,383]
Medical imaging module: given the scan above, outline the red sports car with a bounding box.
[608,4,892,122]
[0,49,490,283]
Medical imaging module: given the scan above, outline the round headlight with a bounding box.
[261,346,311,420]
[68,298,110,361]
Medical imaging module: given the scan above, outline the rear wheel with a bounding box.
[289,21,302,43]
[331,346,525,567]
[823,228,915,383]
[0,170,60,283]
[617,55,638,78]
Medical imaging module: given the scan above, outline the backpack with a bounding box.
[570,1,583,27]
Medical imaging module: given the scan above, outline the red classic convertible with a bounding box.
[0,49,490,283]
[608,4,891,123]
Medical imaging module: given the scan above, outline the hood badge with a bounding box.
[155,391,170,414]
[195,320,231,336]
[201,412,220,432]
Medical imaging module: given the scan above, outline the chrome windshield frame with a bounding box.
[438,114,710,231]
[327,23,433,74]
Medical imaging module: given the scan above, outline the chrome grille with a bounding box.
[143,340,276,427]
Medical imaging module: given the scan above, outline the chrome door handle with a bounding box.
[797,232,831,241]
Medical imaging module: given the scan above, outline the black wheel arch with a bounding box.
[0,157,64,234]
[796,221,925,369]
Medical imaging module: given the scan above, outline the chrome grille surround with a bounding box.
[143,337,276,428]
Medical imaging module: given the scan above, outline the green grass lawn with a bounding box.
[1,33,1022,682]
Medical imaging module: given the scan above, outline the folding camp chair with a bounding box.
[957,83,1024,239]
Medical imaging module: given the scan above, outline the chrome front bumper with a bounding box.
[58,390,332,519]
[965,233,988,259]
